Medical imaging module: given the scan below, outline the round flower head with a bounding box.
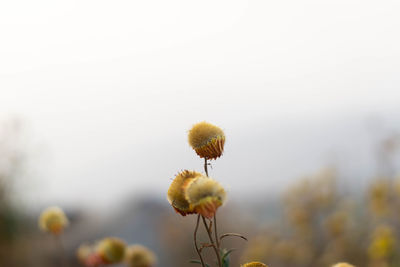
[185,176,226,219]
[96,237,126,264]
[77,243,104,267]
[77,243,93,263]
[188,121,225,160]
[167,170,202,216]
[125,244,157,267]
[241,262,268,267]
[38,206,69,235]
[332,263,355,267]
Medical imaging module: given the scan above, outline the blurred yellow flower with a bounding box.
[38,206,69,235]
[185,176,226,219]
[76,242,103,267]
[125,244,157,267]
[167,170,202,216]
[368,179,391,216]
[368,225,395,260]
[332,263,355,267]
[96,237,126,264]
[241,262,268,267]
[77,243,93,263]
[188,121,225,160]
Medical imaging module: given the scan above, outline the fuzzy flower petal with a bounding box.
[167,170,202,216]
[185,176,226,219]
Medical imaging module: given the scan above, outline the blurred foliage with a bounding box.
[240,172,400,267]
[2,120,400,267]
[0,118,26,242]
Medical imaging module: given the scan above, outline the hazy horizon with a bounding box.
[1,0,400,210]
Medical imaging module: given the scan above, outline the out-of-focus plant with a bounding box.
[125,244,157,267]
[39,206,70,266]
[332,263,355,267]
[0,118,26,242]
[241,262,268,267]
[76,237,134,267]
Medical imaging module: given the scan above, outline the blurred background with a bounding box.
[1,0,400,266]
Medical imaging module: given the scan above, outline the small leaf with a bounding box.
[220,248,236,267]
[221,248,236,261]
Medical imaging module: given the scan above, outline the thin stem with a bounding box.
[194,214,207,267]
[204,158,209,176]
[55,235,68,267]
[202,216,222,267]
[214,214,220,249]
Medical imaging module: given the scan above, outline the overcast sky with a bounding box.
[1,0,400,209]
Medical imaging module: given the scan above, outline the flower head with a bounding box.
[77,243,104,267]
[185,176,226,218]
[167,170,202,216]
[96,237,126,264]
[38,206,69,235]
[188,121,225,160]
[77,243,93,263]
[332,263,355,267]
[241,262,268,267]
[125,244,157,267]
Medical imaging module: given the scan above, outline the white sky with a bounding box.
[1,0,400,209]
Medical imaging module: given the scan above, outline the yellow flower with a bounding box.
[332,263,355,267]
[167,170,202,216]
[241,262,268,267]
[76,243,104,267]
[188,121,225,160]
[96,237,126,264]
[77,243,93,263]
[185,176,226,219]
[38,206,69,235]
[368,225,395,260]
[125,244,157,267]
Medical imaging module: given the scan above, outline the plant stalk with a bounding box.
[194,214,207,267]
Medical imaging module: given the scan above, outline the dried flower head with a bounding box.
[332,263,355,267]
[125,244,157,267]
[167,170,202,216]
[241,262,268,267]
[188,121,225,160]
[38,206,69,235]
[185,176,226,218]
[96,237,126,264]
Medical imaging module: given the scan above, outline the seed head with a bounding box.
[167,170,202,216]
[38,206,69,235]
[185,176,226,218]
[125,244,157,267]
[241,262,268,267]
[188,121,225,160]
[96,237,126,264]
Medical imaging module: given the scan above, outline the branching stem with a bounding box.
[202,216,222,267]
